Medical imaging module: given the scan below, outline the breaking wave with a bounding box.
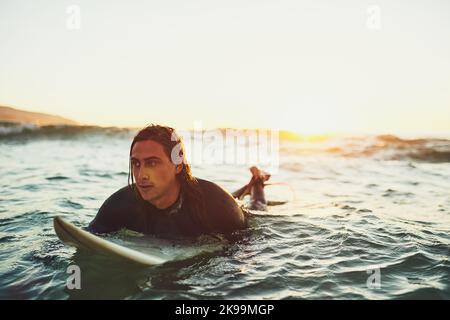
[0,122,133,140]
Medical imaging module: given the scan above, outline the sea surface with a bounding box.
[0,123,449,299]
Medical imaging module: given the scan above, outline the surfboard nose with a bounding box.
[53,216,66,241]
[53,216,63,230]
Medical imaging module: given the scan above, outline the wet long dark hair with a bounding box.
[128,124,211,231]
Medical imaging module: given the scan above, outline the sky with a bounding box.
[0,0,449,134]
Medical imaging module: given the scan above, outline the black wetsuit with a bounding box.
[88,178,249,238]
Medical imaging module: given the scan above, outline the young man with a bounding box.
[88,124,270,238]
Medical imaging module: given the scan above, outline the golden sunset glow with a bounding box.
[1,0,449,135]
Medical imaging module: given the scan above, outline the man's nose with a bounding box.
[138,169,149,181]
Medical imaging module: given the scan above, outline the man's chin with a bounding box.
[137,189,157,201]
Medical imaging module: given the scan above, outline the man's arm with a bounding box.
[87,186,130,234]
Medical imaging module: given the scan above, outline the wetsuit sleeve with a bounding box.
[87,187,129,234]
[199,179,248,234]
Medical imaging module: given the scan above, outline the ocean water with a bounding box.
[0,124,449,300]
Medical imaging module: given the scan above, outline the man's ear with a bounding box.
[175,164,183,174]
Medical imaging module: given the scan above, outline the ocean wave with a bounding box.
[2,123,450,163]
[376,134,433,145]
[359,135,450,163]
[0,122,133,139]
[281,134,450,163]
[0,122,38,135]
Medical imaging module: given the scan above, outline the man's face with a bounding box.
[131,140,181,203]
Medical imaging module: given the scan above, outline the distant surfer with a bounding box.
[88,124,270,238]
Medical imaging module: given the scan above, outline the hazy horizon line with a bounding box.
[2,103,450,139]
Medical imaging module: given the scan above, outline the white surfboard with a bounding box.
[54,216,168,266]
[54,216,226,266]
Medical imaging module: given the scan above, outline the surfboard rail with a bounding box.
[53,216,168,266]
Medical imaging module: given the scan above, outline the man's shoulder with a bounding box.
[102,185,137,207]
[195,178,230,196]
[194,178,247,232]
[88,185,138,233]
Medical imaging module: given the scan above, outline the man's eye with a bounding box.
[147,160,157,167]
[132,161,140,167]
